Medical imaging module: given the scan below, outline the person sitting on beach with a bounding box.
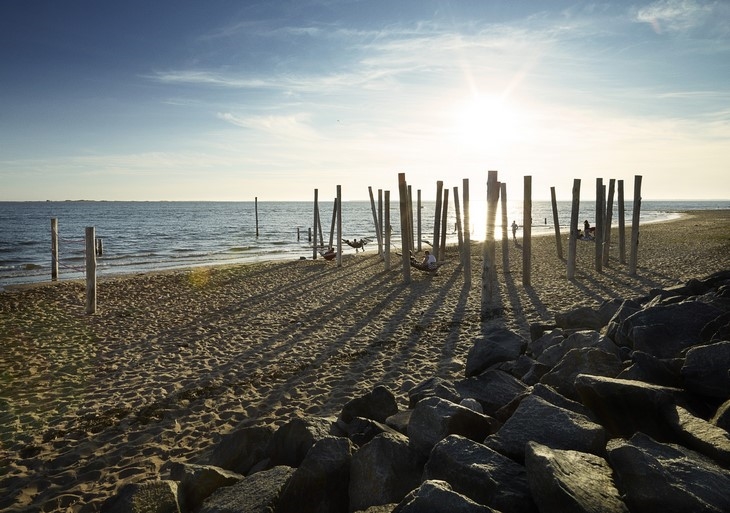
[422,250,437,270]
[583,220,592,239]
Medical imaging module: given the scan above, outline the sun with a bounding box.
[451,94,522,150]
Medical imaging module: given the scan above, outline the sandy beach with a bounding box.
[1,210,729,512]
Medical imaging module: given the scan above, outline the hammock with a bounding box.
[343,238,370,251]
[319,249,338,260]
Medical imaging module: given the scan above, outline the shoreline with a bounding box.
[1,210,729,512]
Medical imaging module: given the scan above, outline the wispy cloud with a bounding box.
[634,0,729,37]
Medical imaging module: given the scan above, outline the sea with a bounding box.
[0,200,726,290]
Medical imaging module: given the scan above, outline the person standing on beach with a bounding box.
[511,220,518,243]
[584,220,591,239]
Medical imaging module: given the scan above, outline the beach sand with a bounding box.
[1,210,729,512]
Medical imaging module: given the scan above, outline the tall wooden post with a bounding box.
[368,186,382,254]
[550,187,563,259]
[629,175,642,275]
[433,181,443,258]
[398,173,412,283]
[462,179,472,285]
[438,189,448,261]
[618,180,626,264]
[603,179,615,266]
[408,185,415,251]
[337,186,343,267]
[417,190,422,252]
[85,227,96,314]
[453,186,464,262]
[595,178,604,273]
[501,182,509,272]
[313,189,319,259]
[384,190,391,271]
[329,197,338,249]
[51,218,59,281]
[378,189,384,256]
[567,179,581,279]
[481,170,500,319]
[523,175,532,286]
[255,197,259,237]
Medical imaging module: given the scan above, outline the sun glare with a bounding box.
[451,94,522,150]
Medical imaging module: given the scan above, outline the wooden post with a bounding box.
[417,190,422,253]
[567,179,581,279]
[398,173,412,283]
[453,186,464,262]
[255,197,259,237]
[408,185,415,251]
[439,188,449,261]
[481,170,500,319]
[629,175,642,275]
[96,238,103,256]
[51,218,59,281]
[384,190,391,271]
[313,189,319,259]
[462,179,471,285]
[500,182,509,273]
[433,181,443,258]
[85,227,96,314]
[368,186,383,255]
[329,197,338,249]
[308,227,311,242]
[337,185,342,267]
[595,178,604,273]
[550,187,563,259]
[618,180,626,264]
[603,179,615,266]
[297,227,300,241]
[378,189,384,256]
[523,175,532,286]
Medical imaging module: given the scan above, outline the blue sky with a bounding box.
[1,0,728,201]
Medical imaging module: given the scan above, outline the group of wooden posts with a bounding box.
[50,218,98,314]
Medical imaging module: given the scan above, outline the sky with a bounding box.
[1,0,729,202]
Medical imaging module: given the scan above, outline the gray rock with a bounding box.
[555,306,604,331]
[711,399,730,432]
[662,404,730,467]
[527,328,565,358]
[407,377,461,408]
[169,462,243,512]
[465,327,527,377]
[423,434,537,513]
[484,394,605,464]
[276,436,354,513]
[385,410,411,435]
[100,480,181,513]
[525,442,628,513]
[407,396,499,458]
[530,383,596,420]
[349,432,422,512]
[337,416,403,448]
[206,424,274,475]
[454,369,529,417]
[392,480,496,513]
[537,331,620,368]
[604,299,642,347]
[267,416,335,467]
[459,398,483,414]
[607,432,730,513]
[681,340,730,400]
[340,385,399,423]
[540,348,624,401]
[617,350,683,387]
[198,465,294,513]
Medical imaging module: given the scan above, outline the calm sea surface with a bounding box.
[0,200,726,289]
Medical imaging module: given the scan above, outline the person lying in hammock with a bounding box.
[321,247,337,260]
[343,238,367,252]
[410,250,438,272]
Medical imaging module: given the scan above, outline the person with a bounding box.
[511,220,518,242]
[584,220,591,239]
[323,247,336,260]
[422,250,437,270]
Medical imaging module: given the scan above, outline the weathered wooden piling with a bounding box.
[500,182,509,272]
[255,197,259,237]
[368,187,383,255]
[550,187,563,260]
[85,226,96,314]
[432,181,443,259]
[481,170,500,319]
[312,189,319,259]
[398,173,412,283]
[523,175,532,286]
[603,179,615,266]
[417,189,422,253]
[595,178,604,273]
[51,218,59,281]
[336,185,342,267]
[629,175,642,275]
[462,179,471,284]
[567,179,581,279]
[439,188,448,262]
[618,179,626,264]
[453,186,464,262]
[384,190,391,271]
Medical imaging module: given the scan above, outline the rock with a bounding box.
[618,301,724,358]
[492,353,538,381]
[407,377,461,408]
[392,480,496,513]
[198,465,294,513]
[662,404,730,467]
[711,399,730,432]
[484,394,605,464]
[168,462,243,512]
[423,434,537,513]
[276,436,354,513]
[100,480,181,513]
[465,327,527,377]
[454,369,529,417]
[385,410,411,435]
[337,416,403,448]
[617,351,683,387]
[267,416,336,467]
[604,299,643,347]
[555,306,604,331]
[525,442,628,513]
[681,340,730,400]
[540,348,624,401]
[537,331,620,368]
[459,398,483,414]
[607,432,730,513]
[349,432,422,512]
[530,383,596,420]
[574,374,692,439]
[407,396,498,458]
[206,424,274,474]
[527,328,565,358]
[340,385,399,424]
[701,311,730,343]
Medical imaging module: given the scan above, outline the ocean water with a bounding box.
[0,199,726,289]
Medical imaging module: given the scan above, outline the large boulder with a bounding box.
[617,351,683,387]
[528,328,565,358]
[604,299,643,347]
[276,436,354,513]
[198,465,294,513]
[205,424,274,474]
[349,432,422,512]
[681,340,730,400]
[540,348,624,401]
[465,328,527,377]
[407,396,498,458]
[168,463,243,512]
[525,442,628,513]
[340,385,399,424]
[661,404,730,467]
[392,480,496,513]
[711,399,730,432]
[100,481,181,513]
[337,416,403,448]
[408,377,461,408]
[454,369,529,417]
[607,432,730,513]
[267,416,336,467]
[423,435,537,513]
[537,331,620,368]
[484,394,605,464]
